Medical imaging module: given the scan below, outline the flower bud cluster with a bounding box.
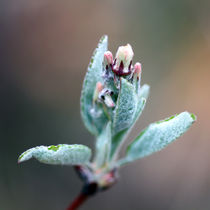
[104,44,139,76]
[95,44,142,109]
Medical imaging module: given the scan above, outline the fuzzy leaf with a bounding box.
[111,97,145,158]
[118,112,196,166]
[80,35,108,136]
[110,84,149,158]
[18,144,92,165]
[138,84,150,100]
[95,122,112,168]
[132,84,150,123]
[112,78,137,135]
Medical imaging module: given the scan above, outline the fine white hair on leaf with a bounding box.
[118,111,196,166]
[18,144,92,166]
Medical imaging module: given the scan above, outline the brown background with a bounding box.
[1,0,210,209]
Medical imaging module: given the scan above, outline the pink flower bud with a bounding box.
[104,51,113,67]
[93,82,103,102]
[96,82,103,92]
[133,62,142,94]
[115,44,134,74]
[134,62,142,78]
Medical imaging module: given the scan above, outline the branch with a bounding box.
[67,193,88,210]
[67,166,98,210]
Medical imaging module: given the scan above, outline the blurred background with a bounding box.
[1,0,210,209]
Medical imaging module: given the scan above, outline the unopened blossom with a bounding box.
[104,51,113,68]
[93,82,103,102]
[112,44,134,75]
[98,88,115,108]
[134,62,142,80]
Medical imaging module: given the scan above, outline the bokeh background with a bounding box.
[1,0,210,209]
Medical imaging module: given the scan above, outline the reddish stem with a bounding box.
[67,193,88,210]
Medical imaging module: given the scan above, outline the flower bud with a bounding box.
[134,62,141,79]
[133,62,142,94]
[93,82,103,102]
[98,88,115,108]
[115,44,134,74]
[104,51,113,68]
[103,95,115,108]
[96,82,103,92]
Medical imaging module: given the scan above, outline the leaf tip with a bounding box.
[100,34,108,42]
[181,111,196,125]
[142,83,150,90]
[18,149,34,164]
[139,84,150,99]
[190,113,197,121]
[98,35,108,47]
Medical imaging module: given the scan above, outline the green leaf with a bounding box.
[94,122,112,168]
[111,97,145,158]
[133,84,150,123]
[118,111,196,166]
[110,84,149,158]
[80,35,108,136]
[18,144,92,166]
[112,78,137,135]
[138,84,150,100]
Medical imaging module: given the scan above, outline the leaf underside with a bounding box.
[111,83,149,158]
[80,35,108,136]
[118,111,196,166]
[18,144,92,166]
[112,78,137,135]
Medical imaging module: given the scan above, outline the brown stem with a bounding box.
[68,166,117,209]
[67,193,89,210]
[67,182,98,210]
